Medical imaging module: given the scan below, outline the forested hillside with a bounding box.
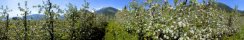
[0,0,242,40]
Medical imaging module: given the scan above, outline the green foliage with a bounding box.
[0,5,11,40]
[0,0,242,40]
[223,16,244,40]
[105,21,138,40]
[63,0,108,40]
[33,0,63,40]
[108,0,240,40]
[18,1,30,40]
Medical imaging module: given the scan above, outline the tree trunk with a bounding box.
[48,0,55,40]
[24,11,28,40]
[4,14,9,40]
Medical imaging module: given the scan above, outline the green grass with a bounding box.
[239,16,244,39]
[239,25,244,39]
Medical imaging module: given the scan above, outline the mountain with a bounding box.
[9,3,243,20]
[239,10,244,14]
[216,2,233,12]
[26,14,66,20]
[9,9,93,20]
[26,14,45,20]
[95,7,119,16]
[2,14,45,20]
[11,17,22,20]
[216,2,244,14]
[10,14,45,20]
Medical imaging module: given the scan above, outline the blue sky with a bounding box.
[0,0,243,17]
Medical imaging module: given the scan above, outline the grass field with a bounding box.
[238,16,244,39]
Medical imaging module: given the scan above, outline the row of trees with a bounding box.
[0,0,108,40]
[0,0,240,40]
[105,0,240,40]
